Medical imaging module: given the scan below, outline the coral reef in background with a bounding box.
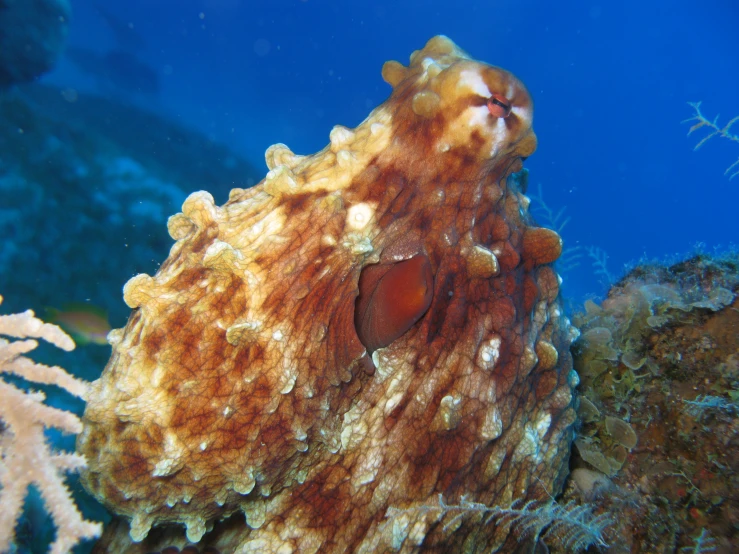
[0,294,101,553]
[562,254,739,552]
[78,36,579,553]
[0,84,260,345]
[15,84,259,194]
[0,0,71,87]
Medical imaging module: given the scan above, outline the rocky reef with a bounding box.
[564,254,739,553]
[0,0,71,87]
[0,84,259,329]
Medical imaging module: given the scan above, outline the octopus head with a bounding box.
[382,35,536,165]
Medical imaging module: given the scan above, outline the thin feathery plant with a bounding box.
[679,528,717,553]
[528,182,583,273]
[529,181,572,235]
[684,394,739,419]
[684,101,739,179]
[586,246,616,285]
[385,494,611,552]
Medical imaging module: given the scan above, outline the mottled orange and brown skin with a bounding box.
[79,36,579,553]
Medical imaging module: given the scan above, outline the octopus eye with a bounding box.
[487,93,512,118]
[354,254,434,353]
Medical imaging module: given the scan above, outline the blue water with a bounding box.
[46,0,739,301]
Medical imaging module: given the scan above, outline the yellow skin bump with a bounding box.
[78,36,578,553]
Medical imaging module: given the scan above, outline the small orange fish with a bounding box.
[46,303,112,346]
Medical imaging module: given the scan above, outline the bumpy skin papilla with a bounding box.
[79,36,579,553]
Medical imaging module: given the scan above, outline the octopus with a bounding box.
[78,36,580,553]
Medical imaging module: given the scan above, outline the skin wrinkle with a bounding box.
[78,36,578,553]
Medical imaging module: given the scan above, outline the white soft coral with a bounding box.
[0,294,101,554]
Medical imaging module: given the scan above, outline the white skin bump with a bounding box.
[346,203,375,231]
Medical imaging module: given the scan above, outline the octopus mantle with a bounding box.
[78,36,579,553]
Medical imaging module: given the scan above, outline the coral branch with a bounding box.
[684,101,739,179]
[679,528,717,553]
[0,294,102,554]
[585,246,615,285]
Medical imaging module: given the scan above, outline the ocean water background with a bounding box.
[46,0,739,303]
